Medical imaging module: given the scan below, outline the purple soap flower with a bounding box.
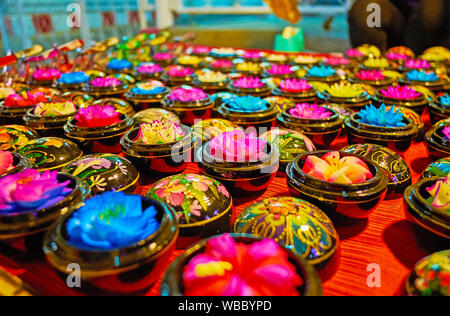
[405,59,431,69]
[137,63,163,74]
[167,66,194,77]
[0,169,72,214]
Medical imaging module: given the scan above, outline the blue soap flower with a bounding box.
[107,59,133,71]
[440,94,450,106]
[66,192,160,250]
[406,70,439,82]
[358,104,406,128]
[226,95,269,113]
[58,72,90,84]
[131,86,166,95]
[307,66,336,78]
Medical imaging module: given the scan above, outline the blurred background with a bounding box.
[0,0,352,55]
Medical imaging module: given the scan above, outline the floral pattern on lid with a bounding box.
[134,120,185,145]
[146,174,231,225]
[0,125,38,152]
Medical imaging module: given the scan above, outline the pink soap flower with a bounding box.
[169,87,208,102]
[355,70,386,81]
[267,64,293,76]
[209,130,268,162]
[381,85,421,99]
[90,77,123,87]
[443,126,450,140]
[325,56,351,66]
[32,68,62,81]
[167,66,194,77]
[183,234,302,296]
[386,52,409,61]
[242,51,261,59]
[192,46,210,54]
[289,103,332,119]
[302,151,373,184]
[153,52,174,61]
[280,79,312,93]
[75,105,122,128]
[4,91,47,107]
[0,169,72,214]
[405,59,431,69]
[233,76,265,89]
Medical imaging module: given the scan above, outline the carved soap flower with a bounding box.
[307,65,336,78]
[267,54,287,62]
[75,105,122,128]
[426,177,450,210]
[0,169,72,214]
[153,52,174,61]
[183,234,302,296]
[324,56,351,66]
[226,95,269,113]
[0,150,14,175]
[66,192,160,250]
[441,95,450,106]
[131,81,166,95]
[58,72,90,85]
[34,100,77,117]
[302,151,373,184]
[386,52,409,61]
[405,59,431,69]
[364,58,390,68]
[233,76,265,89]
[107,59,133,71]
[345,48,364,58]
[169,87,208,102]
[4,91,47,107]
[406,70,439,82]
[90,76,123,88]
[211,60,233,69]
[443,127,450,140]
[197,70,228,83]
[381,85,421,99]
[134,120,185,145]
[235,62,261,73]
[280,79,312,93]
[326,82,365,98]
[210,130,268,162]
[266,64,293,76]
[211,48,236,58]
[192,46,210,55]
[136,63,163,74]
[289,103,332,120]
[32,68,62,81]
[358,104,406,128]
[355,70,386,81]
[167,66,195,77]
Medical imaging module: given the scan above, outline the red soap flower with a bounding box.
[75,105,122,128]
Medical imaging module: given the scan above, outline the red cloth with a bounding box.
[0,118,448,296]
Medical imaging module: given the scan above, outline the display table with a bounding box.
[0,132,447,296]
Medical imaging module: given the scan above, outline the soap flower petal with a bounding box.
[443,127,450,140]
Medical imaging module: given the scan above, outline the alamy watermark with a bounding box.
[367,3,381,28]
[67,3,81,28]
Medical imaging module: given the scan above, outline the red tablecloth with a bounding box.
[0,122,448,296]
